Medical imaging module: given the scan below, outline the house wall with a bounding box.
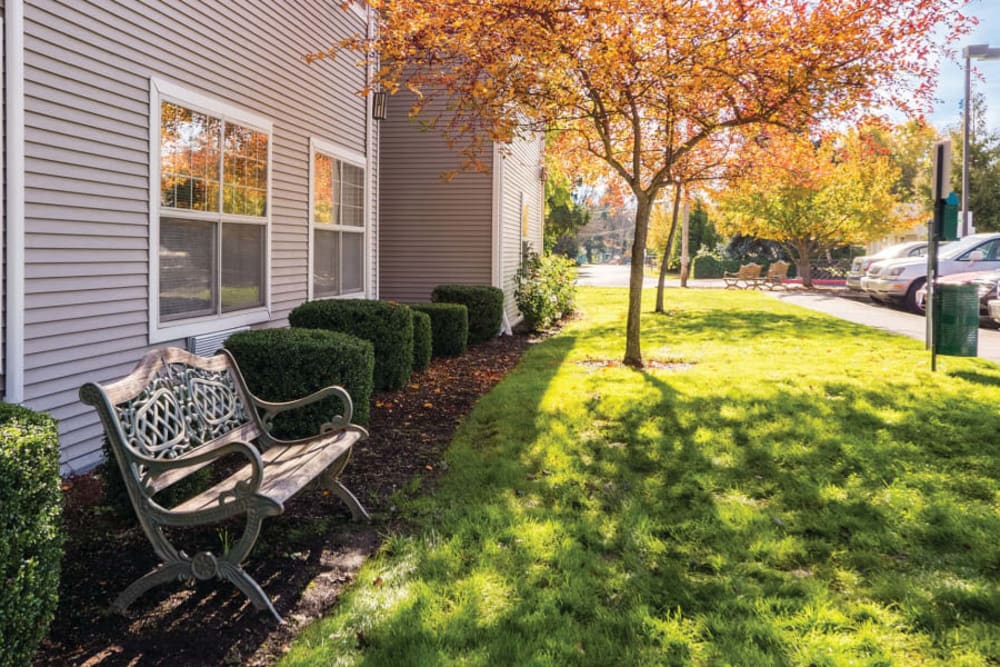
[497,133,545,324]
[18,0,374,472]
[378,90,493,304]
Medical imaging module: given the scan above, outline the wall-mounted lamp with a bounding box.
[372,91,388,121]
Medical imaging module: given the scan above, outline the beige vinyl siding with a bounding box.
[1,0,5,398]
[22,0,370,472]
[498,133,545,324]
[379,92,493,304]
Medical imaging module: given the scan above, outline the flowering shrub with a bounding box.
[514,248,578,330]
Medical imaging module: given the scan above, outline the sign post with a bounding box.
[929,139,953,371]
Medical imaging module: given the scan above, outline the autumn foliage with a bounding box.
[715,127,924,287]
[323,0,974,366]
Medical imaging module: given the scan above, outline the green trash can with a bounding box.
[934,283,979,356]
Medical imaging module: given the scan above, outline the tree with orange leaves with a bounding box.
[714,127,922,288]
[324,0,973,366]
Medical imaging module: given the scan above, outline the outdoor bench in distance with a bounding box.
[79,346,369,623]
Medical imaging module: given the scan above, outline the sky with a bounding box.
[926,0,1000,132]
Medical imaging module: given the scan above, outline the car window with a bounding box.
[958,238,1000,261]
[910,246,928,257]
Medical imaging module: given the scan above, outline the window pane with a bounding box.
[313,229,340,297]
[342,231,364,293]
[221,223,265,312]
[313,153,334,225]
[341,163,365,227]
[160,217,216,321]
[160,102,220,212]
[223,123,268,216]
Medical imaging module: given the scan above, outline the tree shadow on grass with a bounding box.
[322,338,1000,665]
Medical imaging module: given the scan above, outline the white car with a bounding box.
[847,241,928,291]
[862,233,1000,313]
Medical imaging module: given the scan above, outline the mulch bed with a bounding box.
[35,332,532,667]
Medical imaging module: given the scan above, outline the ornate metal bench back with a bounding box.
[81,347,261,493]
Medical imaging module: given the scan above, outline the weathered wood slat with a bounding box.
[172,429,362,512]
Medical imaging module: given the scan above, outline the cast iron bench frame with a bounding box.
[79,346,369,623]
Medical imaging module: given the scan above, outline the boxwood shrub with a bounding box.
[411,309,432,372]
[0,404,63,667]
[289,299,413,391]
[431,284,504,344]
[411,303,469,357]
[225,328,375,439]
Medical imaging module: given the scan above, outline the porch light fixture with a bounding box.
[372,91,388,121]
[961,44,1000,236]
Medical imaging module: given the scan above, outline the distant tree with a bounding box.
[544,161,590,257]
[951,94,1000,232]
[715,128,920,287]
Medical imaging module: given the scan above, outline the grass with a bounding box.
[282,287,1000,666]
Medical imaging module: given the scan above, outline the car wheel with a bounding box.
[904,278,926,314]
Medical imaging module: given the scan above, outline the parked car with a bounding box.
[847,241,928,290]
[862,233,1000,313]
[914,268,1000,318]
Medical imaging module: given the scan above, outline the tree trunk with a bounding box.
[655,184,683,313]
[793,241,813,288]
[624,194,653,367]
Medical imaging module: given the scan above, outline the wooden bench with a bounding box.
[79,346,369,623]
[723,263,763,289]
[762,261,790,290]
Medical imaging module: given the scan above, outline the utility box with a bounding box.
[934,283,979,356]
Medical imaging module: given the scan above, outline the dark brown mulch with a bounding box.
[35,333,531,667]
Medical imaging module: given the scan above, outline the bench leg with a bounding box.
[112,561,189,615]
[218,560,284,624]
[321,452,371,522]
[332,481,371,522]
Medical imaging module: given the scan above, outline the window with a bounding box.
[310,139,367,298]
[151,80,271,340]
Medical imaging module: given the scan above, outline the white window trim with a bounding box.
[148,77,273,344]
[308,137,369,301]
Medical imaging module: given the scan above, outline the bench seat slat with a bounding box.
[171,429,363,513]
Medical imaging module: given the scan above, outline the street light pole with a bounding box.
[961,44,1000,237]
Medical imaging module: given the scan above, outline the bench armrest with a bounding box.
[143,440,266,495]
[251,385,355,433]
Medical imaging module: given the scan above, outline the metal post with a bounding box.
[962,48,972,237]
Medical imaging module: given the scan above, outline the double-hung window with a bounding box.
[310,139,367,298]
[152,80,271,340]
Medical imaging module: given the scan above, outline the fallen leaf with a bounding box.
[423,402,434,408]
[373,576,383,587]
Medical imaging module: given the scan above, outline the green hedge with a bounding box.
[692,255,797,279]
[411,310,432,372]
[289,299,413,391]
[225,328,374,438]
[411,303,469,357]
[0,404,63,667]
[432,284,504,344]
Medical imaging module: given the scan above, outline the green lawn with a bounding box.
[283,287,1000,666]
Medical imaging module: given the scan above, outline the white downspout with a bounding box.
[5,0,25,403]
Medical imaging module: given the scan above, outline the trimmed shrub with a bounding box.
[0,404,63,667]
[432,284,504,344]
[514,249,578,330]
[692,254,742,279]
[289,299,413,391]
[411,309,432,372]
[225,328,375,438]
[411,303,469,357]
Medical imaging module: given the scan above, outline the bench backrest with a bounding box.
[739,263,762,278]
[80,347,263,495]
[766,261,789,279]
